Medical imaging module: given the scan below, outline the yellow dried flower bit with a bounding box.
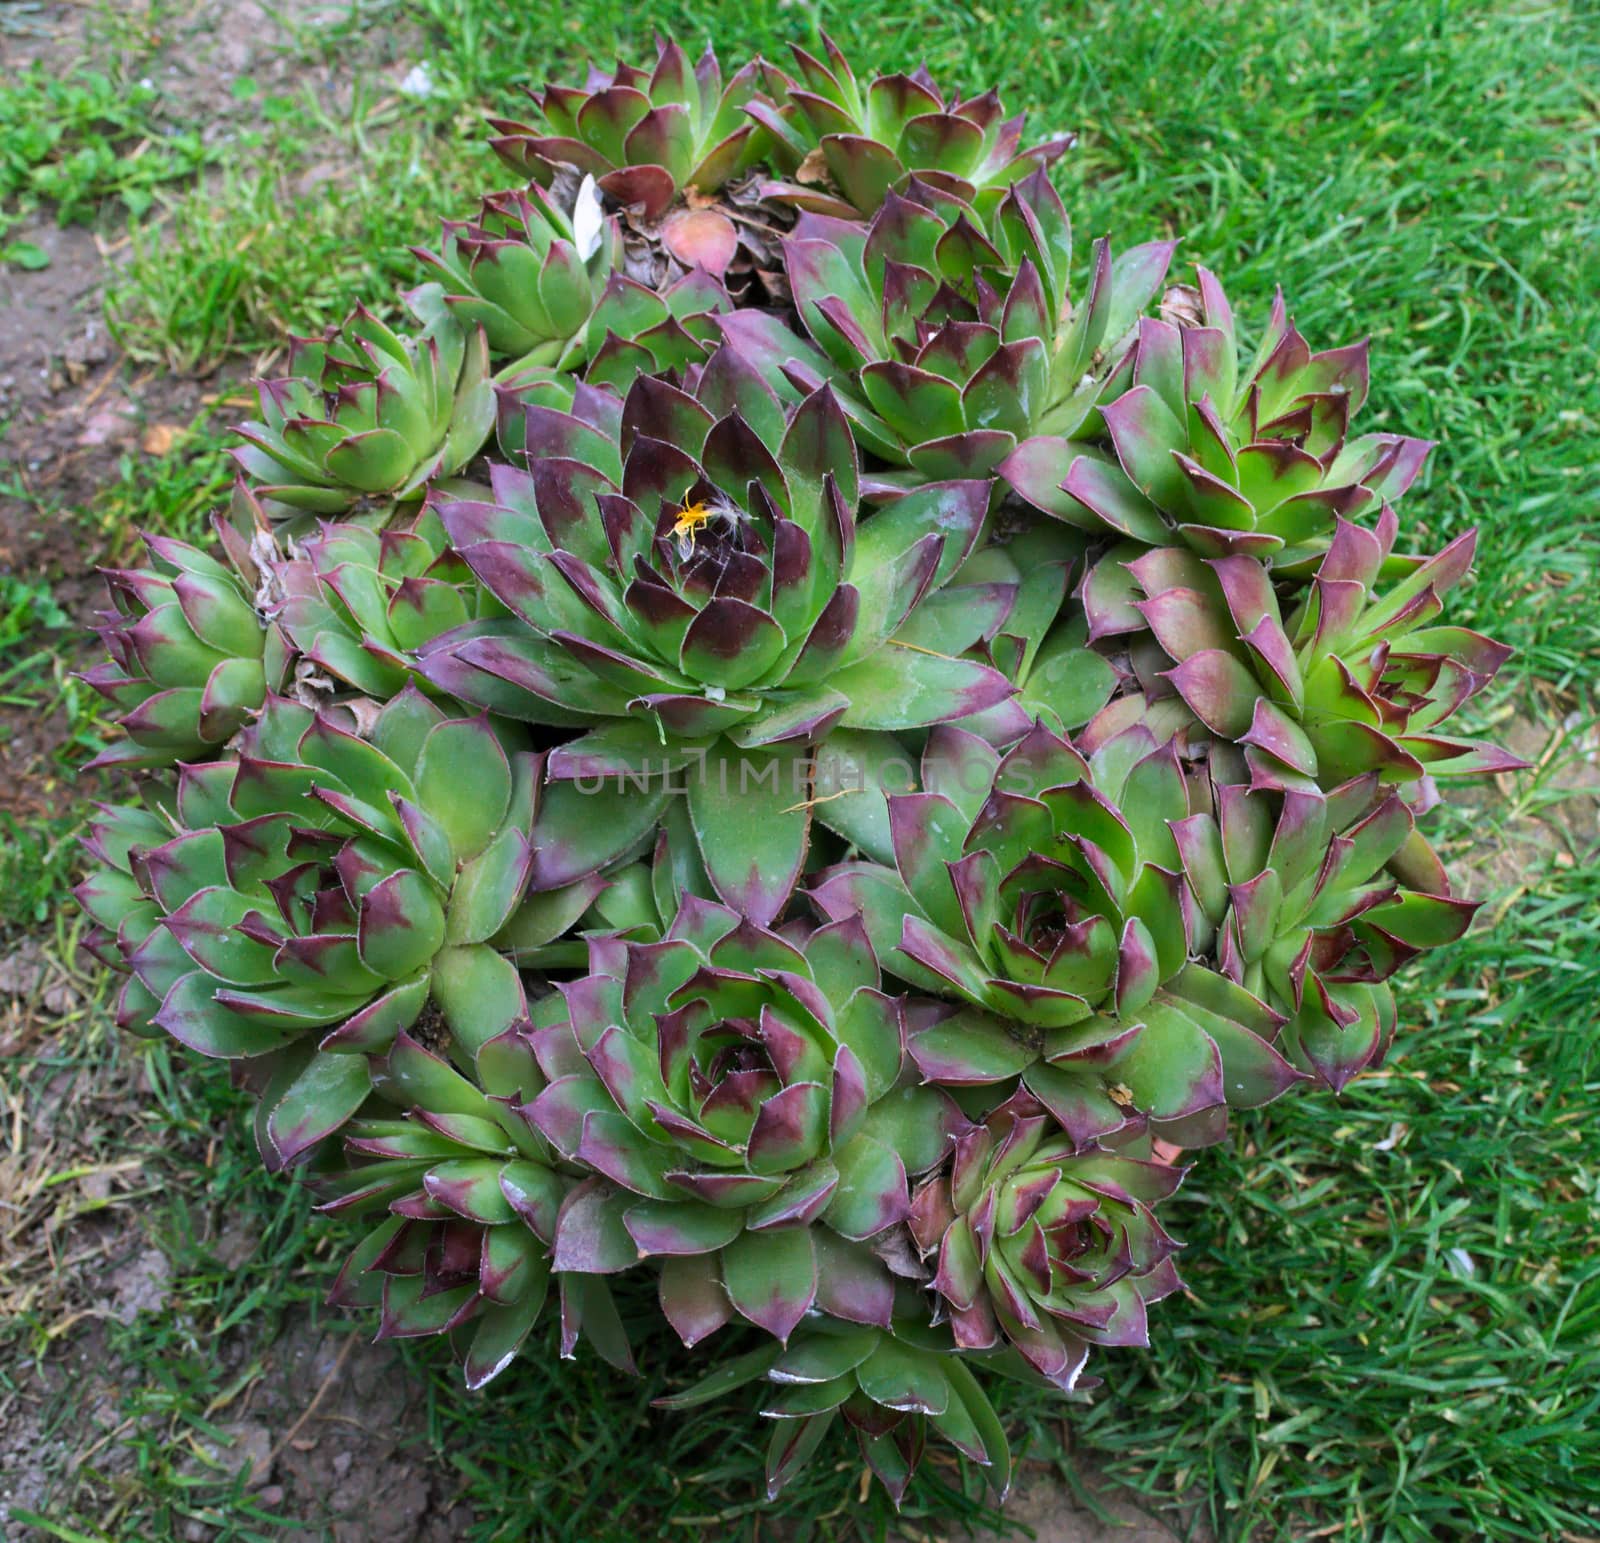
[669,499,712,559]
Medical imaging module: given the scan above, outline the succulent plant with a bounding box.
[270,500,490,701]
[815,722,1193,1025]
[486,40,793,294]
[907,1088,1185,1385]
[813,720,1308,1150]
[81,527,287,770]
[426,370,1009,738]
[1175,748,1478,1091]
[317,1022,635,1386]
[753,35,1072,218]
[420,368,1021,920]
[494,796,715,970]
[74,691,652,1169]
[658,1317,1022,1504]
[75,30,1524,1511]
[489,41,789,219]
[233,309,495,530]
[572,268,733,391]
[528,903,969,1341]
[935,524,1122,747]
[715,175,1172,486]
[409,181,619,368]
[410,189,734,399]
[1003,273,1434,574]
[1094,515,1522,789]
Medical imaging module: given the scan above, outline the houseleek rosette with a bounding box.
[488,40,790,220]
[1004,271,1435,574]
[409,182,619,367]
[74,690,653,1169]
[812,720,1307,1150]
[1178,748,1481,1090]
[420,366,1014,921]
[717,173,1172,485]
[411,204,733,401]
[752,34,1072,218]
[907,1088,1185,1387]
[657,1317,1023,1505]
[82,526,287,771]
[525,901,966,1343]
[233,309,495,530]
[316,1021,631,1389]
[1105,515,1523,788]
[271,504,488,700]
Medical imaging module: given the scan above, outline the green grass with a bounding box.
[0,574,99,928]
[0,67,215,261]
[2,0,1597,1538]
[105,95,482,370]
[1081,821,1600,1539]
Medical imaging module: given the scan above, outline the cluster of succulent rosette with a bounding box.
[76,36,1523,1506]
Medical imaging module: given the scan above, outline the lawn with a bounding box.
[0,0,1596,1539]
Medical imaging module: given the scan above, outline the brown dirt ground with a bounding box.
[1448,703,1600,890]
[0,928,476,1540]
[0,210,214,824]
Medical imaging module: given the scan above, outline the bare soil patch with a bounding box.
[3,1308,476,1541]
[0,209,211,823]
[0,933,474,1540]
